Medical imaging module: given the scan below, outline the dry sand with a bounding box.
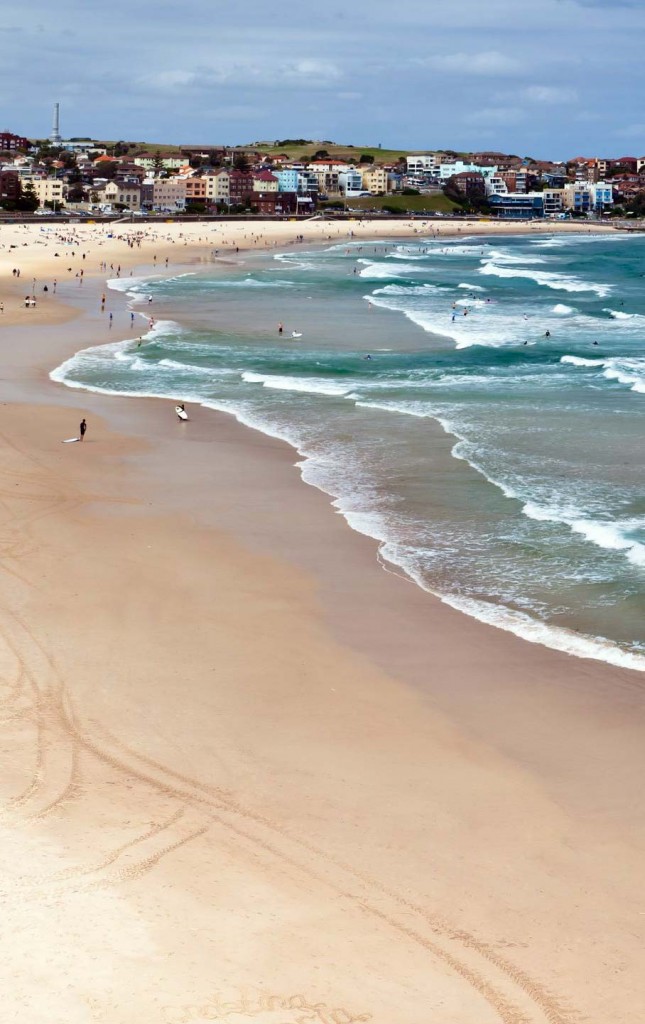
[0,217,643,1024]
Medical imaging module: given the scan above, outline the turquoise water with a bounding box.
[52,233,645,670]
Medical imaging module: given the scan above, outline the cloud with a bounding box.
[522,85,578,104]
[279,59,341,82]
[566,0,641,6]
[416,51,523,76]
[614,123,645,138]
[465,106,522,125]
[138,58,342,94]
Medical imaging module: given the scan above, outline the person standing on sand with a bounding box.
[79,419,87,441]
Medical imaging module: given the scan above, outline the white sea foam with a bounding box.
[206,277,295,288]
[482,249,547,265]
[241,371,351,397]
[107,276,148,293]
[561,354,645,393]
[552,303,575,314]
[458,283,486,291]
[425,245,490,257]
[561,355,606,367]
[480,260,611,297]
[602,308,637,320]
[523,503,645,567]
[418,588,645,671]
[367,290,533,350]
[358,260,428,279]
[372,283,443,296]
[158,358,236,377]
[601,358,645,394]
[273,252,319,270]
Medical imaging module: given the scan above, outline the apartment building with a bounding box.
[276,169,299,192]
[406,154,441,174]
[31,178,65,207]
[542,189,565,216]
[152,178,187,210]
[0,131,30,152]
[361,166,389,194]
[562,181,613,213]
[252,170,279,192]
[488,193,545,219]
[133,153,188,172]
[104,180,141,210]
[438,160,497,183]
[0,169,21,203]
[205,169,230,203]
[185,176,208,204]
[338,169,364,195]
[229,169,255,203]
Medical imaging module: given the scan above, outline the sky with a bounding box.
[1,0,644,159]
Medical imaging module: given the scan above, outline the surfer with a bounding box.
[545,330,551,337]
[278,322,283,334]
[79,419,87,442]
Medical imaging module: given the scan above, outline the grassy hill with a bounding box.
[98,139,450,163]
[332,193,460,214]
[251,141,416,162]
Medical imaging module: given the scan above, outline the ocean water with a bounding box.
[51,232,645,670]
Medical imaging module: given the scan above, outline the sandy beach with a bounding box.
[1,216,643,1024]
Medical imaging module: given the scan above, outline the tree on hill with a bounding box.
[17,182,40,212]
[360,154,374,164]
[67,183,86,203]
[274,138,312,147]
[313,149,330,160]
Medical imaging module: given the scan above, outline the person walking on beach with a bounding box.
[79,419,87,441]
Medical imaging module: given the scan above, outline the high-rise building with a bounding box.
[50,103,61,145]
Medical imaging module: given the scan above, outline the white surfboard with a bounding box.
[291,331,303,338]
[62,437,80,443]
[175,406,188,420]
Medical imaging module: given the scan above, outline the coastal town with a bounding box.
[2,110,645,220]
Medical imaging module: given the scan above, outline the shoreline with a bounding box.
[1,219,644,1023]
[45,221,644,675]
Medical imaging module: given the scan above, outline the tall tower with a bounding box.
[50,102,61,145]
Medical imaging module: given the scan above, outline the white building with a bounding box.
[439,161,497,182]
[486,175,508,196]
[406,154,442,174]
[338,169,365,196]
[543,189,565,216]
